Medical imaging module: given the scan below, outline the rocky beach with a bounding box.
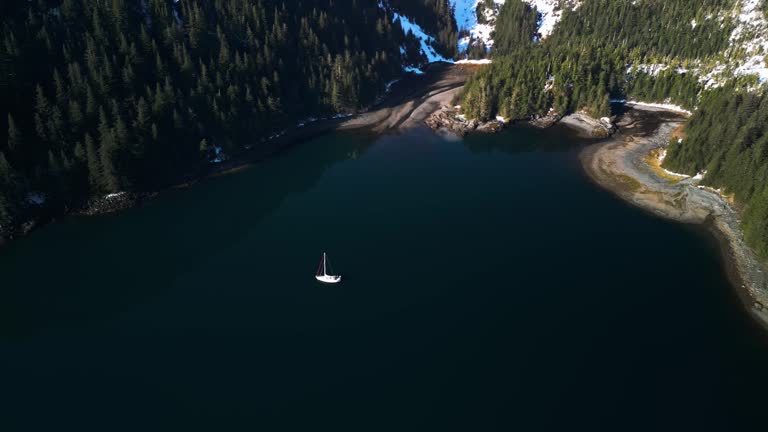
[581,105,768,328]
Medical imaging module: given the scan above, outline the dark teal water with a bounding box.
[2,121,767,431]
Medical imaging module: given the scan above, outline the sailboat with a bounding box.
[315,252,342,284]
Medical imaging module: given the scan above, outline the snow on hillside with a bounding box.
[392,12,453,73]
[377,1,452,73]
[451,0,505,51]
[394,13,452,64]
[525,0,581,39]
[452,0,480,32]
[728,0,768,83]
[451,0,580,54]
[645,0,768,89]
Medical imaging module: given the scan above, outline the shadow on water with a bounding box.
[0,131,377,337]
[463,123,599,155]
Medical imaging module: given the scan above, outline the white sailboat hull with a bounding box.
[316,252,341,283]
[315,275,342,284]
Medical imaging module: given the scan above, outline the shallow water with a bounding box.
[1,122,767,431]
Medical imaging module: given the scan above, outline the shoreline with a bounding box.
[1,63,476,247]
[10,60,765,333]
[580,106,768,329]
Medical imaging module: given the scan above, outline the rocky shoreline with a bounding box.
[425,106,616,138]
[425,100,768,330]
[581,106,768,329]
[558,112,617,138]
[76,192,153,216]
[424,107,505,137]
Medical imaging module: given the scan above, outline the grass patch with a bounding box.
[644,148,687,183]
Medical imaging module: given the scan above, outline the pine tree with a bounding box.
[0,150,14,185]
[97,108,120,193]
[0,0,440,221]
[84,133,103,193]
[6,113,21,152]
[0,193,12,227]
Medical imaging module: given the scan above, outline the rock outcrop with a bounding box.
[559,112,617,138]
[80,192,147,216]
[529,109,563,129]
[425,108,505,136]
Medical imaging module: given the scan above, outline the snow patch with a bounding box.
[524,0,582,39]
[454,59,493,64]
[394,12,452,72]
[617,100,693,116]
[726,0,768,84]
[26,193,46,205]
[105,192,127,200]
[662,168,691,178]
[404,66,425,75]
[656,150,707,180]
[385,79,400,93]
[452,0,506,51]
[208,144,230,164]
[452,0,580,54]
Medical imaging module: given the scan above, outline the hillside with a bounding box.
[0,0,456,234]
[452,0,581,57]
[5,0,768,257]
[455,0,768,257]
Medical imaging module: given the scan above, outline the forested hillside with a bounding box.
[457,0,733,121]
[457,0,768,257]
[663,88,768,257]
[389,0,458,59]
[0,0,453,231]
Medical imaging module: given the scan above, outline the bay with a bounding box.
[1,120,767,431]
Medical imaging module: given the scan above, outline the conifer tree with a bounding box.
[7,113,21,152]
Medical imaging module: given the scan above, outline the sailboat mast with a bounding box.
[323,253,327,276]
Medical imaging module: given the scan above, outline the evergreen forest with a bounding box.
[457,0,768,257]
[3,0,768,258]
[0,0,453,229]
[457,0,733,121]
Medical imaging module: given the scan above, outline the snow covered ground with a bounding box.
[377,1,453,73]
[629,0,768,88]
[391,0,768,89]
[524,0,581,39]
[394,13,453,64]
[612,100,693,116]
[728,0,768,83]
[451,0,580,54]
[452,0,506,51]
[629,64,689,77]
[454,59,492,64]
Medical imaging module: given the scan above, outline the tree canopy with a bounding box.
[0,0,455,228]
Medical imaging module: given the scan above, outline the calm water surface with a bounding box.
[2,121,767,430]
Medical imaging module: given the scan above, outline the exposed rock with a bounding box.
[559,112,617,138]
[476,121,505,133]
[0,219,37,246]
[80,192,147,216]
[426,108,475,136]
[425,107,506,137]
[529,109,562,128]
